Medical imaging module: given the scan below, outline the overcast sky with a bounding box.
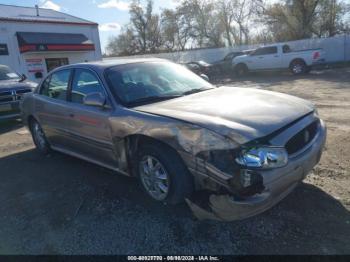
[0,0,178,53]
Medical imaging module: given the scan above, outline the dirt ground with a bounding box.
[0,68,349,255]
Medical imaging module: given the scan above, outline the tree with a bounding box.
[128,0,161,53]
[264,0,349,41]
[106,25,138,55]
[177,0,225,48]
[216,0,264,46]
[216,0,235,46]
[264,0,320,41]
[265,0,320,40]
[313,0,349,37]
[105,0,349,56]
[161,8,192,51]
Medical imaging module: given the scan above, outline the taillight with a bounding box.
[313,51,320,60]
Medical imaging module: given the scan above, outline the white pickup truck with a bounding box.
[232,44,325,75]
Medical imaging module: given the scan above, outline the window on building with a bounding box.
[45,58,69,72]
[0,44,9,56]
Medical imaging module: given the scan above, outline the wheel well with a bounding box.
[124,134,186,176]
[127,134,178,157]
[289,58,306,68]
[27,115,36,130]
[236,63,247,69]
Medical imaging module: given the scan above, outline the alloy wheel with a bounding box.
[33,122,47,150]
[292,63,304,74]
[139,155,170,201]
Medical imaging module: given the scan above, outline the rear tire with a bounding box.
[290,60,307,75]
[135,143,194,204]
[30,119,51,155]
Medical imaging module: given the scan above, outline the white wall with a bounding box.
[0,20,102,81]
[106,34,350,64]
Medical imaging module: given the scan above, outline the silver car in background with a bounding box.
[21,59,326,221]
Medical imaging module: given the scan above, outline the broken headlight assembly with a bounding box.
[196,149,265,196]
[235,146,288,169]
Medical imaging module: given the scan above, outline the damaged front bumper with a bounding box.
[186,120,327,221]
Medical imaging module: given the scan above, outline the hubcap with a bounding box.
[293,64,303,74]
[33,122,46,149]
[139,155,169,201]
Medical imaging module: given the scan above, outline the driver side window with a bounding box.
[71,69,105,104]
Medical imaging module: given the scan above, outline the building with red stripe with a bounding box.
[0,4,102,82]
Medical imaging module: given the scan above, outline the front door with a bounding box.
[250,46,281,70]
[64,68,116,167]
[35,69,72,147]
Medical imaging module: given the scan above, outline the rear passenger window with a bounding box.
[71,69,104,104]
[253,47,278,56]
[40,70,70,101]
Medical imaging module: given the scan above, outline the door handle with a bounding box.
[258,57,264,59]
[274,55,279,57]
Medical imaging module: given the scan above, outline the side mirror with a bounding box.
[200,74,210,82]
[83,92,106,108]
[19,74,27,82]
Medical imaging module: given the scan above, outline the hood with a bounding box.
[0,79,37,91]
[134,86,314,144]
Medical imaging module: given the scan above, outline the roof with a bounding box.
[0,4,97,26]
[58,58,169,71]
[16,32,95,53]
[17,32,93,45]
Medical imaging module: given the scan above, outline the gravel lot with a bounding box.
[0,68,349,255]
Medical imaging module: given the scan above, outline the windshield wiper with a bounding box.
[182,87,213,96]
[127,95,183,106]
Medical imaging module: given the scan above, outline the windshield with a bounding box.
[106,61,214,106]
[0,65,21,81]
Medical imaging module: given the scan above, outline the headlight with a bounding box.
[235,147,288,169]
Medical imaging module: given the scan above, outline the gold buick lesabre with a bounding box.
[21,59,326,221]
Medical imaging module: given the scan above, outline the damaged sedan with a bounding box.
[21,59,326,221]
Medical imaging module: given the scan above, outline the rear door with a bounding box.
[250,46,282,70]
[35,69,72,147]
[63,68,116,167]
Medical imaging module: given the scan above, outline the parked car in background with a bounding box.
[212,51,244,74]
[21,59,326,220]
[212,49,255,74]
[232,44,325,76]
[0,65,37,120]
[183,61,216,80]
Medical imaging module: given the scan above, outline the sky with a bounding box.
[0,0,178,53]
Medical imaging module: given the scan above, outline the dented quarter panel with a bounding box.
[108,106,239,178]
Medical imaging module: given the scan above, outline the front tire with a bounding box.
[30,119,51,155]
[136,143,194,204]
[235,63,248,77]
